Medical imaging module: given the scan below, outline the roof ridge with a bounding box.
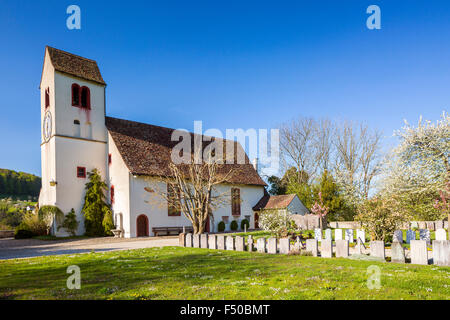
[46,46,98,63]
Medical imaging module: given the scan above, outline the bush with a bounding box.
[240,219,249,231]
[218,221,225,232]
[14,229,34,239]
[259,209,292,237]
[230,220,238,231]
[17,213,47,236]
[58,208,79,236]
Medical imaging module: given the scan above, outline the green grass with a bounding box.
[0,247,449,300]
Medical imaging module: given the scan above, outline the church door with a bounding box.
[136,215,149,237]
[254,212,259,229]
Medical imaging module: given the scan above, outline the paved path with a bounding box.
[0,236,179,260]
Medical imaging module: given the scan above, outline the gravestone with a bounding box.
[406,230,416,244]
[267,238,277,254]
[185,233,193,247]
[314,228,322,241]
[335,240,349,258]
[370,241,385,260]
[435,221,444,230]
[445,221,449,229]
[410,221,419,229]
[393,230,403,243]
[200,234,208,248]
[325,228,332,241]
[235,236,245,251]
[247,235,254,252]
[279,238,290,254]
[257,238,266,253]
[426,221,435,231]
[334,229,343,241]
[217,235,225,250]
[356,229,365,244]
[193,234,200,248]
[432,240,450,266]
[410,240,428,265]
[306,239,318,257]
[345,229,354,243]
[320,239,333,258]
[435,229,447,241]
[419,229,431,244]
[179,233,186,247]
[391,242,406,263]
[208,234,217,250]
[226,236,235,250]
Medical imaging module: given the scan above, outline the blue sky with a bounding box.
[0,0,449,176]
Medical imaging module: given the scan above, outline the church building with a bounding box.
[39,46,267,237]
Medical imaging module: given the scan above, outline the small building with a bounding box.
[252,193,309,228]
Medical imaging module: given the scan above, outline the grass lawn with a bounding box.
[0,247,449,300]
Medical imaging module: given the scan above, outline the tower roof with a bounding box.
[46,46,106,85]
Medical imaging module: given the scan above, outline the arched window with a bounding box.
[45,87,50,108]
[72,84,80,106]
[80,86,90,109]
[110,185,115,204]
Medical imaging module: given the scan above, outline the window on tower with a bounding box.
[72,84,80,106]
[110,186,115,204]
[77,166,86,178]
[45,87,50,108]
[80,86,91,109]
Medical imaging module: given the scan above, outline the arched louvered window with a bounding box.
[72,83,80,106]
[80,86,91,109]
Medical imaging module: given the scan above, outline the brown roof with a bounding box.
[106,116,266,186]
[46,46,106,85]
[253,193,296,210]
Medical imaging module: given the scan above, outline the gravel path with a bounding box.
[0,236,179,260]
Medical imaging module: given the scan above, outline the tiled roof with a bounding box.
[46,46,106,85]
[253,193,296,210]
[106,116,266,186]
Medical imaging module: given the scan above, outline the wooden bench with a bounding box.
[152,226,193,236]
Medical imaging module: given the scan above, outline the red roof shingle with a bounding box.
[252,193,297,210]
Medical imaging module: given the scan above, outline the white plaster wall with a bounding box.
[108,134,131,237]
[287,196,309,215]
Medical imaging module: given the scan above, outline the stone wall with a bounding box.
[0,230,14,238]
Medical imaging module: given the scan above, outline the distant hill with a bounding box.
[0,169,41,198]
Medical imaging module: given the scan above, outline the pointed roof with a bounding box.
[106,116,267,186]
[252,193,297,210]
[46,46,106,85]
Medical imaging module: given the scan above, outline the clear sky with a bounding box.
[0,0,449,176]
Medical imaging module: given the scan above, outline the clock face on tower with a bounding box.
[43,111,52,142]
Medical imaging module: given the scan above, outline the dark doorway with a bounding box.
[136,215,149,237]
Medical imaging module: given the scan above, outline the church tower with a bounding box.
[39,46,108,235]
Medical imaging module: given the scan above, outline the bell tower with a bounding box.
[39,46,108,235]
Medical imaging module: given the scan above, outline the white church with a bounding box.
[38,46,277,238]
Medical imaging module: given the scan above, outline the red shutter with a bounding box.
[111,186,115,204]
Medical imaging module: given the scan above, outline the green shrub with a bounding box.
[218,221,225,232]
[240,219,249,231]
[14,229,34,239]
[230,220,238,231]
[17,213,47,236]
[58,208,79,236]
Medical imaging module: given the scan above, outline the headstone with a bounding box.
[208,234,217,249]
[279,238,290,254]
[193,234,200,248]
[306,239,318,257]
[257,238,266,253]
[320,239,333,258]
[393,230,403,243]
[435,229,447,241]
[410,240,428,265]
[314,228,322,241]
[200,234,208,248]
[432,240,450,266]
[325,228,332,241]
[356,229,365,244]
[247,235,254,252]
[444,221,448,229]
[410,221,419,229]
[235,236,245,251]
[418,221,426,229]
[345,229,354,243]
[185,233,193,247]
[226,236,235,250]
[370,241,385,260]
[406,230,416,244]
[391,242,406,263]
[419,229,431,244]
[335,240,349,258]
[267,238,277,254]
[335,229,343,241]
[179,233,186,247]
[426,221,435,231]
[435,221,444,230]
[217,235,225,250]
